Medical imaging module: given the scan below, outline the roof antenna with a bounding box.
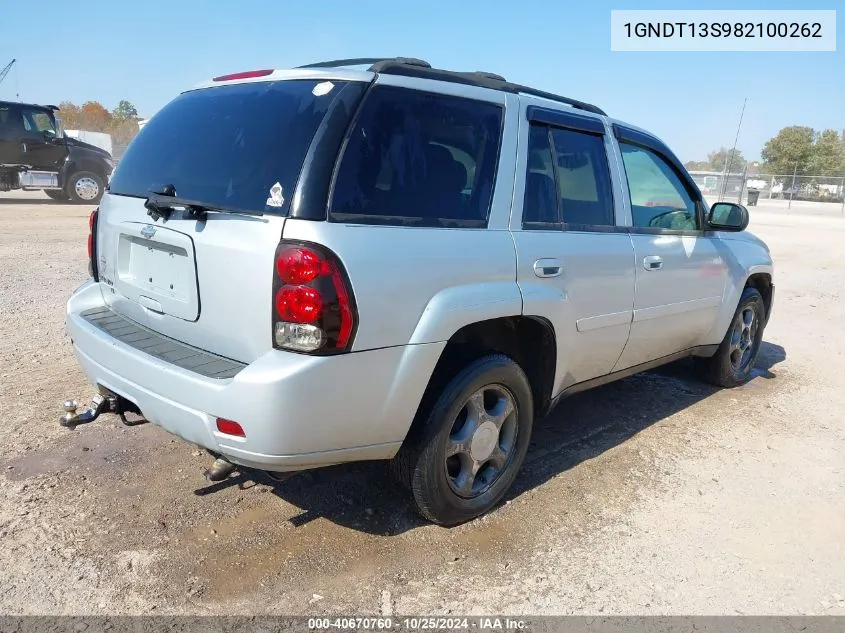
[719,97,747,202]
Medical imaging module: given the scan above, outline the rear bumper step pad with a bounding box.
[80,307,245,379]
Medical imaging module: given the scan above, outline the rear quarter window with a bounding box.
[329,85,504,227]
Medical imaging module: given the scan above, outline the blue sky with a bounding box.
[2,0,841,161]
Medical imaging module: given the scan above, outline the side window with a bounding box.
[550,127,615,226]
[522,125,558,224]
[522,122,615,227]
[619,142,699,231]
[330,86,503,227]
[20,108,56,136]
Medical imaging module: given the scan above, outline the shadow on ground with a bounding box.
[0,197,71,206]
[193,341,787,535]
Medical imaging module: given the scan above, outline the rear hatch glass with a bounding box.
[108,78,350,214]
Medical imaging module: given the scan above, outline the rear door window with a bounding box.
[108,79,350,214]
[522,122,615,228]
[329,85,504,227]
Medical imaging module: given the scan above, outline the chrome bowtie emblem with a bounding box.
[141,225,156,239]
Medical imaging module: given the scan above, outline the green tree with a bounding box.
[707,147,746,173]
[684,149,746,173]
[761,126,815,175]
[112,99,139,121]
[684,160,710,171]
[808,129,845,177]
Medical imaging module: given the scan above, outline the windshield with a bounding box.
[108,79,349,214]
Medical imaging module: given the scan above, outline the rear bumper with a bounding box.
[66,281,445,471]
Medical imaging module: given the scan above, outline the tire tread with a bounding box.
[695,286,766,388]
[391,353,532,526]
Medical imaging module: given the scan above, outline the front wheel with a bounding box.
[66,171,105,204]
[695,287,766,388]
[392,354,534,526]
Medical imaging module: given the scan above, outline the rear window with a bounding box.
[108,79,349,214]
[329,85,504,227]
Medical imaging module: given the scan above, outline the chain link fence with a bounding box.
[689,170,845,210]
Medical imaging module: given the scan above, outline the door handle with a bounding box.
[533,258,562,278]
[20,142,27,153]
[643,255,664,271]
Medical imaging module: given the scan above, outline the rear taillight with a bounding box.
[88,208,99,280]
[271,242,357,354]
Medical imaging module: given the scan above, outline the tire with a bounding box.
[44,190,70,201]
[66,171,105,204]
[392,354,534,527]
[695,287,766,388]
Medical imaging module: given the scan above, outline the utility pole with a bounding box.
[840,176,844,216]
[788,165,797,210]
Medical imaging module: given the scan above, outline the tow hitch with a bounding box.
[60,390,147,429]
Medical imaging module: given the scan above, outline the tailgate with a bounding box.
[96,193,284,364]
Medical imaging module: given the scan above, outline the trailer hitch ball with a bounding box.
[59,394,112,428]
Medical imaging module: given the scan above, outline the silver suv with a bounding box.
[63,57,774,526]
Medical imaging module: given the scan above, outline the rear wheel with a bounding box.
[695,287,766,388]
[392,354,534,526]
[66,171,105,204]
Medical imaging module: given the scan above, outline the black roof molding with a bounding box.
[294,57,606,116]
[0,100,59,111]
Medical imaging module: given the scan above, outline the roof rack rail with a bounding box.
[292,57,606,116]
[374,62,607,116]
[472,71,507,82]
[510,85,606,116]
[296,57,431,70]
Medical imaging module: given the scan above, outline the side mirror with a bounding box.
[707,202,749,232]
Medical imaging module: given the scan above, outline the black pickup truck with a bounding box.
[0,100,114,203]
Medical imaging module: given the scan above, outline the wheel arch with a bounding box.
[399,315,557,450]
[743,271,773,325]
[60,157,109,187]
[703,263,774,348]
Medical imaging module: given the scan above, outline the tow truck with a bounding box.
[0,99,114,203]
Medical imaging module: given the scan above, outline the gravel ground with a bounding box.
[0,190,843,616]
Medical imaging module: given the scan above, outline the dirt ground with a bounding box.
[1,190,843,616]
